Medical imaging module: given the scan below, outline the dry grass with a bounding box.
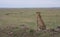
[0,8,60,37]
[0,25,60,37]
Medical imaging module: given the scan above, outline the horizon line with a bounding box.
[0,7,60,8]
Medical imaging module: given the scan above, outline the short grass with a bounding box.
[0,8,60,29]
[0,8,60,37]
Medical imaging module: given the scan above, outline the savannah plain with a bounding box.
[0,8,60,37]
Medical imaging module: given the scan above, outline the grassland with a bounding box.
[0,8,60,28]
[0,8,60,37]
